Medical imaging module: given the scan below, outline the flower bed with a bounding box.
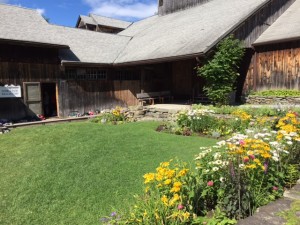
[157,108,252,138]
[101,111,300,224]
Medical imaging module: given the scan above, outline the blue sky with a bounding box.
[0,0,157,27]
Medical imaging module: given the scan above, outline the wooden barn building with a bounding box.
[0,0,297,122]
[244,0,300,92]
[76,14,132,34]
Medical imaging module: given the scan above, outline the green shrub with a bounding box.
[251,89,300,97]
[197,35,245,105]
[92,106,126,125]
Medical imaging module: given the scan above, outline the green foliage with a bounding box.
[277,200,300,225]
[192,207,237,225]
[92,106,126,124]
[251,89,300,97]
[197,35,245,105]
[175,110,250,137]
[284,164,300,188]
[192,104,295,117]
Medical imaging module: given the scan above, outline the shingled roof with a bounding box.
[0,4,67,48]
[77,15,97,26]
[254,0,300,46]
[90,14,132,29]
[0,4,131,65]
[115,0,269,64]
[1,0,273,65]
[52,26,131,64]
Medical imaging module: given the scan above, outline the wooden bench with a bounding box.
[136,91,173,105]
[136,92,161,105]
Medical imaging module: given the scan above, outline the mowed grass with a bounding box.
[0,121,216,225]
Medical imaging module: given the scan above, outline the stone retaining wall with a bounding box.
[246,96,300,105]
[126,106,180,121]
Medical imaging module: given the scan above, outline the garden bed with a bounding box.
[100,107,300,224]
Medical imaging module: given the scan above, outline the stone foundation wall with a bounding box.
[246,96,300,105]
[126,106,180,121]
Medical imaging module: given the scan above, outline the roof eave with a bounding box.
[0,38,69,49]
[253,36,300,47]
[75,16,82,28]
[114,52,205,66]
[61,61,113,67]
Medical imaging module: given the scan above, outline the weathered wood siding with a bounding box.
[172,59,201,99]
[58,79,140,117]
[233,0,295,48]
[0,44,143,120]
[158,0,209,15]
[0,61,60,121]
[244,41,300,92]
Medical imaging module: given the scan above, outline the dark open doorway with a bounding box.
[41,83,57,117]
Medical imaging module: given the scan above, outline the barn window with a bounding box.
[159,0,164,7]
[85,68,107,80]
[65,68,107,80]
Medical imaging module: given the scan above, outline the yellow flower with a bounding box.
[166,170,176,179]
[178,169,189,177]
[164,179,172,185]
[170,182,182,193]
[254,158,261,165]
[161,195,169,206]
[261,153,271,158]
[245,164,256,169]
[143,173,155,184]
[182,212,190,220]
[160,162,170,167]
[169,194,180,206]
[172,193,180,201]
[156,174,163,181]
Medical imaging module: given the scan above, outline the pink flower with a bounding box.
[239,140,245,146]
[243,156,249,163]
[207,181,214,187]
[273,186,278,191]
[249,154,255,160]
[177,204,184,210]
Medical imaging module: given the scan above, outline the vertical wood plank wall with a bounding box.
[233,0,295,48]
[172,59,200,98]
[158,0,209,15]
[244,41,300,92]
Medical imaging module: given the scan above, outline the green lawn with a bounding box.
[0,121,215,225]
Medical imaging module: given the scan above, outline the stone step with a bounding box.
[238,180,300,225]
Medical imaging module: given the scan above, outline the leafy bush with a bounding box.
[175,109,250,137]
[251,89,300,97]
[92,106,126,125]
[197,35,245,105]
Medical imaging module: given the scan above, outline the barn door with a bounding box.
[23,82,42,115]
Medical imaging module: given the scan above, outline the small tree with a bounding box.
[197,35,245,106]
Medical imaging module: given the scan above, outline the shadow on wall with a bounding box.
[0,98,39,123]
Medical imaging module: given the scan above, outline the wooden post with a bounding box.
[253,52,258,91]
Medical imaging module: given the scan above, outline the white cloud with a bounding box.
[83,0,157,20]
[36,8,45,15]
